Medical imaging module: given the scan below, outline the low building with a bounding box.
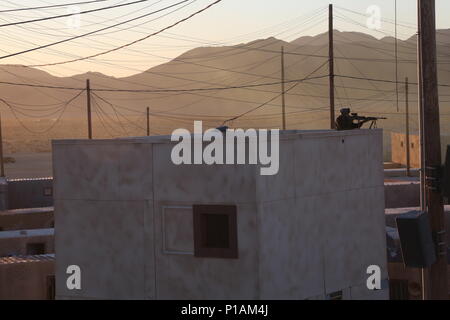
[0,254,55,300]
[0,207,54,231]
[53,129,388,300]
[6,177,53,210]
[0,228,54,257]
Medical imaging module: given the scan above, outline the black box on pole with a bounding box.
[441,145,450,198]
[396,211,436,268]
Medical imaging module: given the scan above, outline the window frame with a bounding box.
[193,204,238,259]
[43,187,53,197]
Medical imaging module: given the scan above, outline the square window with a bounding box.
[193,205,238,259]
[203,214,230,248]
[26,242,46,255]
[43,187,53,197]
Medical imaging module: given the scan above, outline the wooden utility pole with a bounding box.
[417,3,428,299]
[86,79,92,139]
[329,4,335,129]
[0,111,5,178]
[395,0,399,112]
[146,107,150,136]
[405,77,411,177]
[418,0,448,299]
[417,4,426,212]
[281,46,286,130]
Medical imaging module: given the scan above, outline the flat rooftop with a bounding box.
[52,129,382,145]
[0,228,54,239]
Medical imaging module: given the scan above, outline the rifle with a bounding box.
[350,113,387,128]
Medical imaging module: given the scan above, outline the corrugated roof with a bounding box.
[0,206,54,216]
[6,177,53,182]
[0,254,55,265]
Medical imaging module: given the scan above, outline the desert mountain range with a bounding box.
[2,29,450,137]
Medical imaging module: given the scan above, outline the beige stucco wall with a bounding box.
[391,132,421,168]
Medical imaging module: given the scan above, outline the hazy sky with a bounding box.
[1,0,450,77]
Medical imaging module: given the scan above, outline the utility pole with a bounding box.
[329,4,335,129]
[418,0,448,299]
[417,4,426,212]
[417,3,427,299]
[281,46,286,130]
[395,0,399,112]
[86,79,92,139]
[146,107,150,136]
[0,111,5,178]
[405,77,411,177]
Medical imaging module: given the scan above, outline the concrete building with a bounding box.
[0,177,54,211]
[0,254,55,300]
[0,207,54,231]
[53,129,388,300]
[6,177,53,210]
[0,228,54,257]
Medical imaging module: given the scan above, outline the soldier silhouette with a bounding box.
[335,108,378,131]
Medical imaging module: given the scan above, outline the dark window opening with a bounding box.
[328,290,343,300]
[203,214,230,248]
[401,141,404,148]
[43,187,53,197]
[411,143,415,149]
[193,205,238,259]
[26,242,46,255]
[46,275,55,300]
[389,279,409,300]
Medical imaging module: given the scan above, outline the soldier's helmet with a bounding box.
[340,108,351,115]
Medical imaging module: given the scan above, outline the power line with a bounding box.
[0,0,152,28]
[91,95,117,137]
[223,60,329,124]
[14,3,324,65]
[336,74,450,88]
[93,95,128,134]
[22,0,224,66]
[0,80,84,91]
[0,0,193,61]
[0,90,85,134]
[0,0,111,13]
[92,85,334,122]
[0,75,329,93]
